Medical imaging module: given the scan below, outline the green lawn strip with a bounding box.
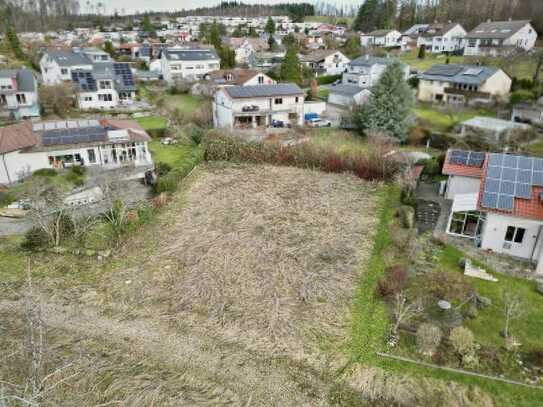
[399,53,466,72]
[149,140,203,168]
[438,245,543,352]
[350,185,399,362]
[135,116,168,131]
[374,354,543,407]
[414,104,496,132]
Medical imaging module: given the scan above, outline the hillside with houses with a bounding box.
[1,0,543,405]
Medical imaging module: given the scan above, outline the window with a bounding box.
[274,98,283,105]
[99,80,112,90]
[98,94,113,102]
[0,94,6,105]
[295,97,299,103]
[61,68,68,75]
[258,75,264,84]
[16,94,26,104]
[84,96,92,101]
[505,226,526,244]
[87,149,96,163]
[448,211,484,237]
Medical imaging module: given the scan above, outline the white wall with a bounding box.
[303,101,326,116]
[480,212,543,261]
[445,175,481,200]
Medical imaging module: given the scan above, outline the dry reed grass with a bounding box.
[155,163,380,354]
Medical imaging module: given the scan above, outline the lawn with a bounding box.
[414,103,496,132]
[135,115,168,131]
[400,52,466,73]
[148,139,203,168]
[163,93,208,114]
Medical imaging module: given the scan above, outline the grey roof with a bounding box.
[224,83,303,99]
[71,62,136,93]
[461,116,529,132]
[418,64,502,86]
[466,20,531,39]
[350,55,399,67]
[0,69,36,92]
[163,48,219,61]
[47,51,92,67]
[420,22,461,38]
[329,84,366,96]
[402,24,430,37]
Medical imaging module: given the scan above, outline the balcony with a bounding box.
[444,87,490,99]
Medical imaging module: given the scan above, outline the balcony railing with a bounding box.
[444,87,490,99]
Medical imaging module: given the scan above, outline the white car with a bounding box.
[307,118,332,128]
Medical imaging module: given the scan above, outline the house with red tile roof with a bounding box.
[0,119,153,185]
[442,149,543,274]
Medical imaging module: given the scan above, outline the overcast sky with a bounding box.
[95,0,359,15]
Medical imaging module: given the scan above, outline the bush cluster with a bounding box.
[33,168,58,177]
[316,74,341,85]
[377,265,408,298]
[204,136,402,182]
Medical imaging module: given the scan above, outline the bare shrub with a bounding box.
[377,265,408,298]
[416,323,442,356]
[449,326,475,357]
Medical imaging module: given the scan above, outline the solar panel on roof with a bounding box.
[515,183,532,199]
[463,68,483,76]
[467,151,485,167]
[481,192,498,209]
[425,65,464,77]
[503,155,518,168]
[533,171,543,187]
[497,194,514,211]
[484,178,500,193]
[488,153,503,166]
[499,181,515,195]
[501,168,517,182]
[449,150,469,165]
[534,159,543,172]
[487,165,502,179]
[518,157,533,170]
[517,169,532,184]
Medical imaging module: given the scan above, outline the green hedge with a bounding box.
[153,148,204,194]
[316,74,341,85]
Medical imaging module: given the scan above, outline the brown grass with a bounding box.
[152,163,380,354]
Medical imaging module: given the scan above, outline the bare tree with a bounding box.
[502,290,524,339]
[391,292,421,337]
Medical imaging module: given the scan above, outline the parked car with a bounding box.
[160,137,178,145]
[242,105,259,112]
[271,119,285,128]
[332,79,341,86]
[307,118,332,128]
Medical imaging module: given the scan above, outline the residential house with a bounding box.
[213,83,304,129]
[464,20,538,56]
[328,85,371,108]
[459,116,530,144]
[40,50,93,85]
[0,119,153,185]
[417,64,511,104]
[415,22,467,54]
[400,24,430,52]
[160,47,220,84]
[78,47,112,63]
[442,149,543,274]
[512,97,543,126]
[248,50,286,70]
[0,68,40,120]
[203,69,276,87]
[223,37,268,65]
[343,55,409,88]
[360,29,402,48]
[300,50,350,76]
[70,62,137,110]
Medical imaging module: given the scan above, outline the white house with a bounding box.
[464,20,538,56]
[203,69,276,87]
[360,29,402,48]
[417,64,511,104]
[415,22,467,54]
[223,37,268,64]
[343,55,409,89]
[0,68,40,120]
[328,85,371,108]
[40,50,93,85]
[300,50,350,76]
[70,62,137,110]
[442,149,543,275]
[213,83,304,130]
[160,47,220,84]
[0,119,153,185]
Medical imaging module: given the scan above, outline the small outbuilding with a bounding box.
[459,116,530,144]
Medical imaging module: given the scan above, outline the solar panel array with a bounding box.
[113,63,135,88]
[424,64,464,77]
[448,150,485,168]
[42,126,107,146]
[71,70,97,91]
[33,120,100,132]
[481,153,543,212]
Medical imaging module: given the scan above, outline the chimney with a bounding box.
[487,19,492,23]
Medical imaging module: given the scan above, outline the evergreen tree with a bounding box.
[103,40,115,57]
[280,46,301,84]
[142,15,155,37]
[353,0,379,32]
[218,45,236,69]
[209,20,222,49]
[5,23,24,60]
[417,44,426,59]
[267,36,277,51]
[354,62,414,141]
[248,26,258,37]
[265,16,276,35]
[342,35,361,59]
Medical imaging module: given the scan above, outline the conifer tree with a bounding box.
[280,46,301,84]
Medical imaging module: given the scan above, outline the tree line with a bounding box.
[354,0,543,35]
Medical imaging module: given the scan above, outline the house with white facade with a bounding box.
[223,37,268,64]
[40,50,93,85]
[442,149,543,275]
[300,50,350,76]
[70,62,137,110]
[0,68,40,120]
[464,20,538,56]
[203,69,276,87]
[160,47,220,84]
[360,29,402,48]
[417,64,511,104]
[213,83,304,130]
[415,22,467,54]
[400,24,430,52]
[0,119,153,185]
[328,85,371,108]
[343,55,409,89]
